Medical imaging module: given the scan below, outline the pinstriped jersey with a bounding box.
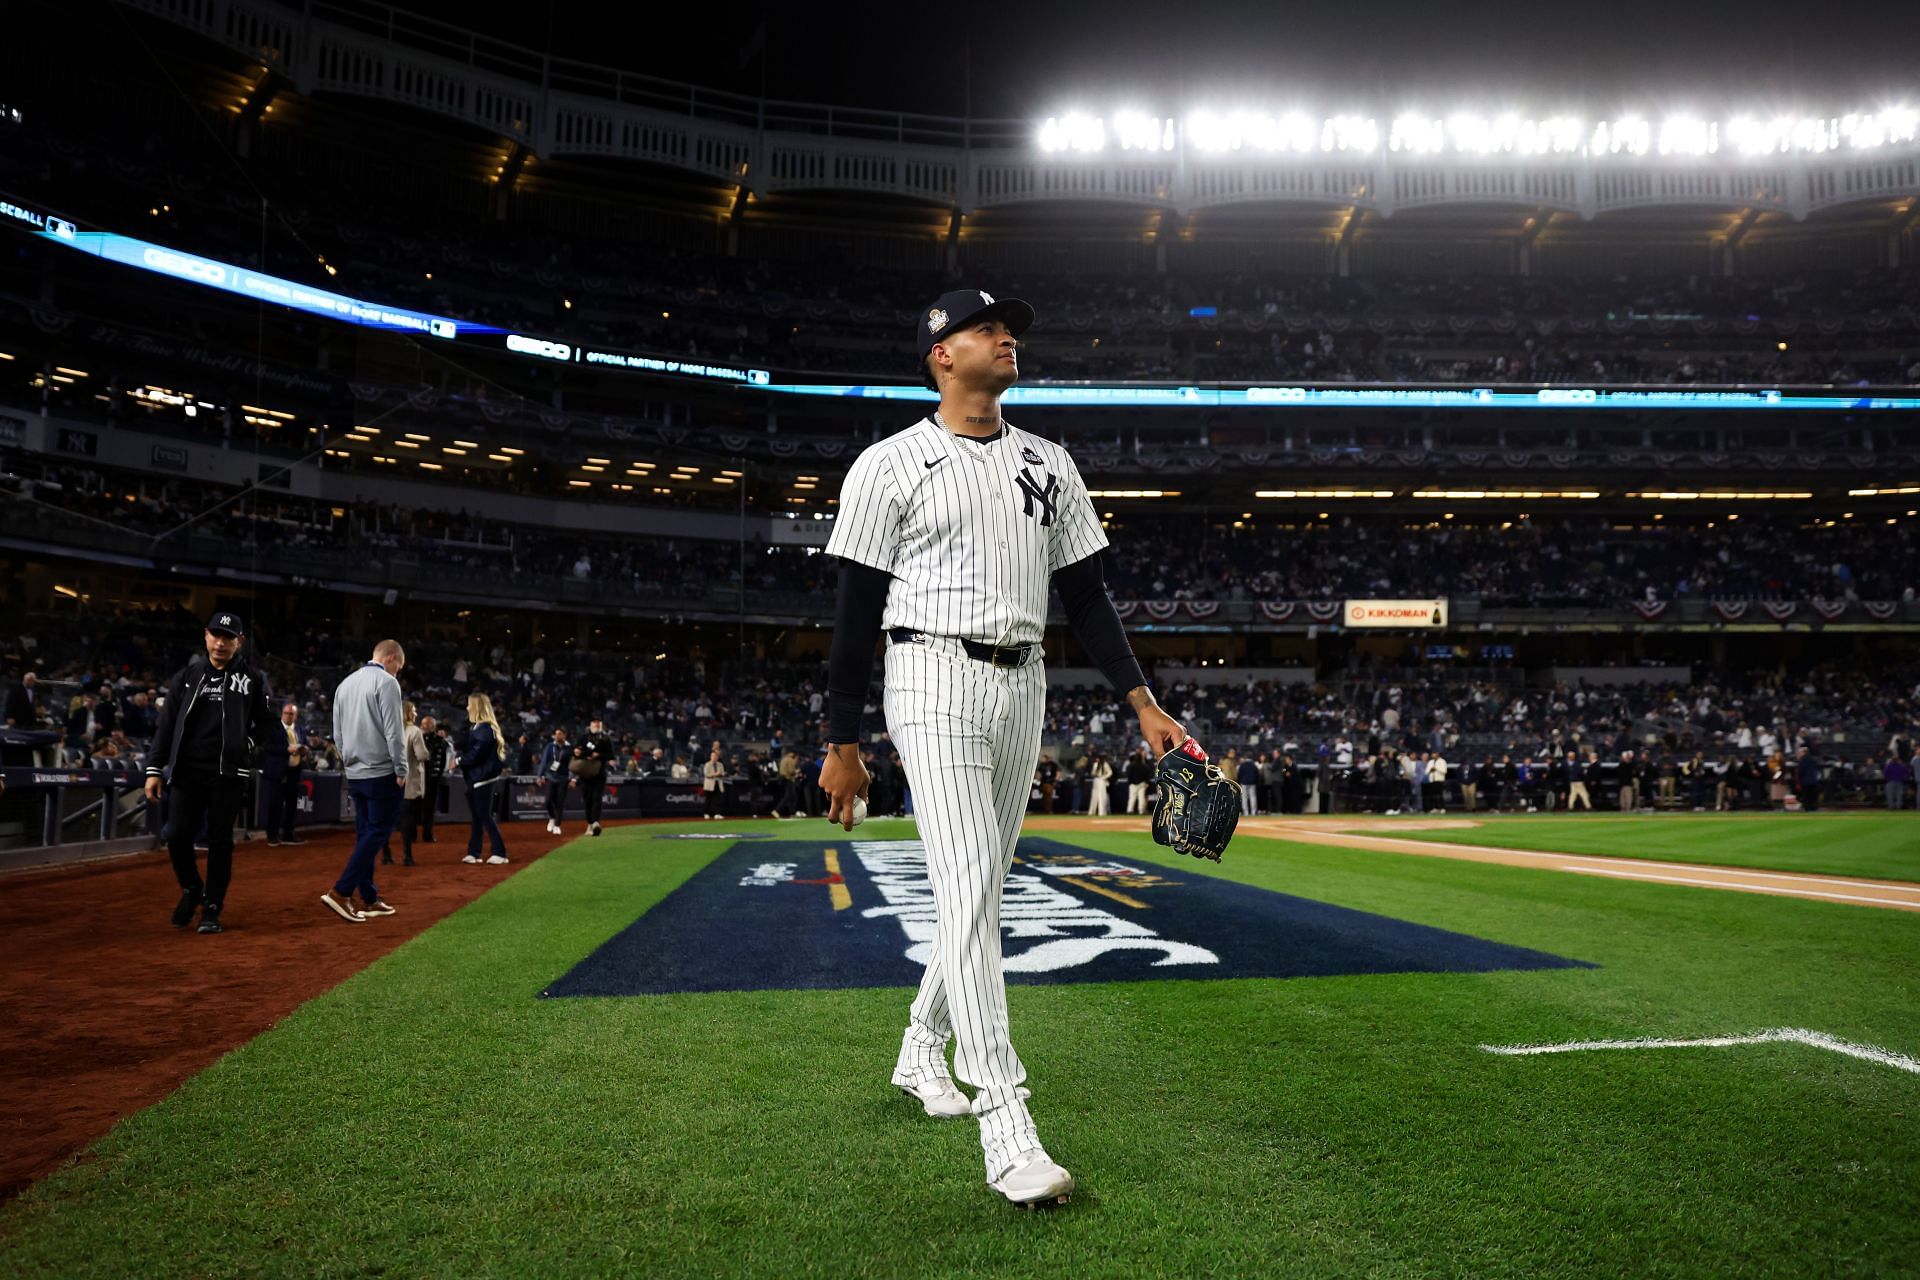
[825,417,1107,646]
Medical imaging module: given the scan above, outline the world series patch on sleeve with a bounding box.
[1151,739,1240,862]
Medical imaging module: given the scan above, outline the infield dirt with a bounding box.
[1027,814,1920,913]
[0,820,599,1200]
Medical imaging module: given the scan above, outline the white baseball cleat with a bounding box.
[485,854,510,865]
[989,1148,1074,1206]
[896,1076,970,1118]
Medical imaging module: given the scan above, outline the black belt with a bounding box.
[889,628,1035,668]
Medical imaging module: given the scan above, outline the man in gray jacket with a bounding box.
[322,639,408,923]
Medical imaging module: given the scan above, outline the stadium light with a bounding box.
[1626,490,1813,500]
[1254,489,1396,499]
[1039,113,1107,153]
[1592,117,1651,156]
[1038,103,1916,158]
[1389,114,1445,154]
[1410,489,1601,499]
[1112,110,1174,152]
[1658,118,1719,156]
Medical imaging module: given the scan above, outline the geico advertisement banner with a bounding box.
[1345,599,1448,628]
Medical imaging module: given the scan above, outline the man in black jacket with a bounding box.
[419,717,448,841]
[574,715,614,836]
[143,611,282,935]
[3,671,42,730]
[1123,747,1153,814]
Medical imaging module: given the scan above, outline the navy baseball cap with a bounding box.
[206,611,246,637]
[915,288,1035,359]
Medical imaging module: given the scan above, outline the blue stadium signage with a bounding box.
[754,382,1920,411]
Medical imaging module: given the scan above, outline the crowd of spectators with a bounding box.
[1105,514,1919,605]
[8,459,1915,606]
[7,602,1916,816]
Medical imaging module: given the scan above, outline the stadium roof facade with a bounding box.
[125,0,1920,224]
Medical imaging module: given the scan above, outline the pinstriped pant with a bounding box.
[882,635,1045,1179]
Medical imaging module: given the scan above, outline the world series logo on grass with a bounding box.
[542,838,1593,997]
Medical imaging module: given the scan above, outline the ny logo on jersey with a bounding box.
[1015,467,1060,527]
[227,672,252,696]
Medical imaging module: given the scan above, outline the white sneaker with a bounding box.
[546,821,559,834]
[989,1148,1074,1206]
[486,854,510,865]
[320,892,365,923]
[896,1076,970,1118]
[461,854,481,864]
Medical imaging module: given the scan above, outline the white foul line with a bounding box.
[1350,834,1920,893]
[1481,1027,1920,1076]
[1562,865,1920,909]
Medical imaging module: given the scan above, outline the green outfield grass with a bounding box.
[1350,811,1920,881]
[3,816,1917,1278]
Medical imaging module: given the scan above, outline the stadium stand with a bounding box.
[2,0,1917,854]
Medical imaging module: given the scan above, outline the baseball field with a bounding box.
[1,812,1915,1277]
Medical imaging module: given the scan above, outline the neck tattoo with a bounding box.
[935,410,1001,434]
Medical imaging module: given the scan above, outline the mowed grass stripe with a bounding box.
[2,818,1916,1279]
[1331,812,1920,881]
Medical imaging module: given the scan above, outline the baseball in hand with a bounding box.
[850,796,868,827]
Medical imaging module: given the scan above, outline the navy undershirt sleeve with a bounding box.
[826,560,891,744]
[1052,552,1147,696]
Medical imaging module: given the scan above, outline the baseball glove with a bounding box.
[1150,739,1240,862]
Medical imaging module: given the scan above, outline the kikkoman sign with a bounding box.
[1345,599,1449,628]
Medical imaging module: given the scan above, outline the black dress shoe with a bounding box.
[171,888,203,928]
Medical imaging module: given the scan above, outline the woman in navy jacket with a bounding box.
[459,692,509,864]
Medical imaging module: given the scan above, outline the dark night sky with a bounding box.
[431,0,1912,120]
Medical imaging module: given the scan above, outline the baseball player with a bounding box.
[819,288,1185,1206]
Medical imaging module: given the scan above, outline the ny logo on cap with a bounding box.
[979,291,995,305]
[927,308,949,334]
[216,615,236,628]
